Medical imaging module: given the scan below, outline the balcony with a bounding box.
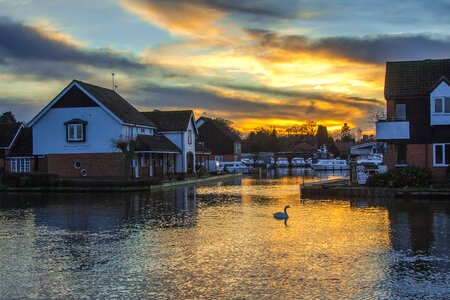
[376,119,410,140]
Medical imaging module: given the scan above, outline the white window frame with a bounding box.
[67,123,84,142]
[433,143,450,166]
[433,97,450,114]
[187,129,192,145]
[10,158,31,173]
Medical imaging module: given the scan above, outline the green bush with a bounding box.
[367,166,432,188]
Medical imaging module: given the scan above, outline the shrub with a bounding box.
[366,166,432,188]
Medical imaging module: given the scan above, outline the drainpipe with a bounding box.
[181,131,185,174]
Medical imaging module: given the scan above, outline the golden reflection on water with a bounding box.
[1,176,449,299]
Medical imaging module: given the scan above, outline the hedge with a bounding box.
[366,166,432,188]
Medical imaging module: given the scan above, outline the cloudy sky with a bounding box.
[1,0,450,133]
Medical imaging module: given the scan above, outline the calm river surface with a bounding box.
[1,169,449,299]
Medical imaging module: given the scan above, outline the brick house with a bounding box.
[0,122,24,171]
[376,59,450,182]
[23,80,181,179]
[141,110,198,174]
[196,117,241,162]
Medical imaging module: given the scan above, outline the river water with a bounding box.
[0,169,449,299]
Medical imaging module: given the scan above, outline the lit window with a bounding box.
[64,119,87,142]
[11,158,30,173]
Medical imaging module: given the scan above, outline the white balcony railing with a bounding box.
[376,120,410,140]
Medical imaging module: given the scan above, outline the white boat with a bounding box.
[290,157,307,167]
[311,159,349,170]
[357,154,383,166]
[220,161,252,173]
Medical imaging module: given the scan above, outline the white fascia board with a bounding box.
[74,82,124,125]
[134,151,180,154]
[123,123,156,129]
[9,123,24,146]
[27,81,125,128]
[27,81,77,127]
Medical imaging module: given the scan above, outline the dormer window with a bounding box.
[433,97,450,114]
[64,119,87,142]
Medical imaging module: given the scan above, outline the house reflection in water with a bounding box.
[351,199,450,259]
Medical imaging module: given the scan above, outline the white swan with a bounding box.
[273,205,290,219]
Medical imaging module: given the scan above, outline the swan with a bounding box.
[273,205,290,219]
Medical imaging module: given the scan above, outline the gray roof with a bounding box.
[8,127,32,157]
[385,59,450,99]
[141,110,193,132]
[135,134,181,153]
[75,80,156,127]
[0,123,22,148]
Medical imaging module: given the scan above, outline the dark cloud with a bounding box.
[138,0,298,19]
[131,83,379,125]
[0,97,43,123]
[0,17,144,70]
[247,28,450,64]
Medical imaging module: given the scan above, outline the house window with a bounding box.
[396,144,407,165]
[11,158,30,173]
[64,119,87,142]
[433,97,450,114]
[188,130,192,145]
[140,128,145,134]
[395,103,406,120]
[140,154,146,167]
[434,144,450,166]
[215,155,223,162]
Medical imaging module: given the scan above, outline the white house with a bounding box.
[26,80,181,178]
[141,110,198,173]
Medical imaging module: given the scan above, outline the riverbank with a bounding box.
[301,179,450,200]
[0,173,242,193]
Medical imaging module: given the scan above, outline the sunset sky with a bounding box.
[1,0,450,133]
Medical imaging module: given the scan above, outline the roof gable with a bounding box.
[52,85,99,108]
[385,59,450,99]
[28,80,155,128]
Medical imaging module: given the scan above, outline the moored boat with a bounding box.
[311,159,349,170]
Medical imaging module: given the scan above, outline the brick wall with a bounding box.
[46,153,126,178]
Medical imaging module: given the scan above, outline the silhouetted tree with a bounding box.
[0,111,17,124]
[316,125,328,146]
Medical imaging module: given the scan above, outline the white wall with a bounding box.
[376,121,410,140]
[430,81,450,126]
[33,107,123,155]
[160,118,197,173]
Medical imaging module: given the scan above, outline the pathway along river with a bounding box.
[0,169,449,299]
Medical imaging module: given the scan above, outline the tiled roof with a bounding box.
[385,59,450,99]
[0,123,22,148]
[290,142,315,152]
[141,110,193,131]
[8,127,32,157]
[74,80,155,127]
[197,117,241,141]
[195,142,212,154]
[135,134,180,153]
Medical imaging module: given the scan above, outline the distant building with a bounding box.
[0,122,24,171]
[376,59,450,182]
[196,117,241,162]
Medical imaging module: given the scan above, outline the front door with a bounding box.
[133,158,139,178]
